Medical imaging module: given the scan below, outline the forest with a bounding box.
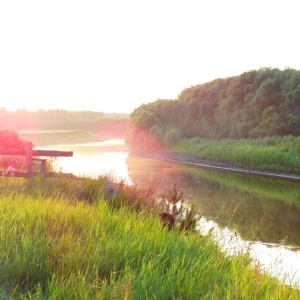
[126,68,300,153]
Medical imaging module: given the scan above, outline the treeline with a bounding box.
[0,109,128,139]
[126,68,300,153]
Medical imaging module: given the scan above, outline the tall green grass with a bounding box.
[173,135,300,174]
[0,177,299,299]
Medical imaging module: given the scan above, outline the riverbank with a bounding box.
[160,136,300,181]
[1,176,299,299]
[151,151,300,181]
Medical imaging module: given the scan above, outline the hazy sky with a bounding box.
[0,0,299,114]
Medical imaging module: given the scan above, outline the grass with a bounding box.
[173,135,300,174]
[0,176,299,299]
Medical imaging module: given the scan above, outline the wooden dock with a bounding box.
[0,142,73,177]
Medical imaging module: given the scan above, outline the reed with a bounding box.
[0,177,299,299]
[174,135,300,174]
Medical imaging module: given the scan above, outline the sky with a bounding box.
[0,0,299,114]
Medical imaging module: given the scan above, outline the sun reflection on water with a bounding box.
[198,217,300,288]
[56,152,131,183]
[46,139,131,183]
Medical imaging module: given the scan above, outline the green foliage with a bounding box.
[126,68,300,153]
[126,100,176,154]
[125,125,165,154]
[160,183,184,217]
[0,177,299,299]
[173,136,300,174]
[164,127,182,146]
[159,183,200,232]
[249,106,280,137]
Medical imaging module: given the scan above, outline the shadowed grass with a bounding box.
[0,177,299,299]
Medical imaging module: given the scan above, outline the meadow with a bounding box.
[0,176,299,299]
[173,135,300,175]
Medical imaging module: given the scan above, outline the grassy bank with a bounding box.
[173,135,300,175]
[0,177,299,299]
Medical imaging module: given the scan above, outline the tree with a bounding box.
[0,130,24,149]
[126,68,300,152]
[250,106,279,137]
[164,128,182,147]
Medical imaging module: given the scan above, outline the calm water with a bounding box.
[44,139,300,287]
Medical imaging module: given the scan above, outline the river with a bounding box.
[41,139,300,288]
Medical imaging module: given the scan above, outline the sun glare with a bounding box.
[56,152,131,183]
